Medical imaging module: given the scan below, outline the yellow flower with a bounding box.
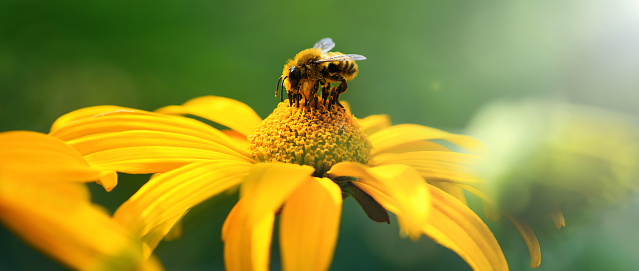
[0,131,162,271]
[49,96,508,271]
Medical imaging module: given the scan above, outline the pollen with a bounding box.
[248,100,372,176]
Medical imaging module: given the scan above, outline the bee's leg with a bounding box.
[322,85,335,109]
[313,95,318,110]
[287,91,293,107]
[276,76,284,102]
[324,84,333,107]
[323,85,329,107]
[318,78,328,103]
[332,85,338,106]
[330,76,347,108]
[331,86,345,109]
[312,80,322,109]
[335,78,347,96]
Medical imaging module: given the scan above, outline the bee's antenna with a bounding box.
[280,76,287,102]
[276,76,283,98]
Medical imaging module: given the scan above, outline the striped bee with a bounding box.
[276,37,366,108]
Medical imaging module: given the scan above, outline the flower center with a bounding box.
[248,100,372,176]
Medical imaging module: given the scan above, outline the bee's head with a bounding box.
[287,65,301,90]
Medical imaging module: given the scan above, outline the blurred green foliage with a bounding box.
[1,0,639,270]
[468,101,639,212]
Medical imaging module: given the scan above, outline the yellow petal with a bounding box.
[457,184,502,221]
[369,124,484,154]
[68,130,252,174]
[505,215,541,268]
[357,114,391,135]
[239,163,316,226]
[370,151,482,184]
[328,162,430,240]
[374,141,451,154]
[156,96,263,137]
[222,199,275,271]
[0,131,117,191]
[423,184,508,271]
[114,160,252,257]
[0,174,160,271]
[50,105,131,131]
[374,160,482,184]
[50,106,248,156]
[222,163,315,271]
[429,182,468,206]
[140,213,187,259]
[223,130,252,148]
[161,215,184,241]
[280,178,342,271]
[372,151,479,167]
[550,206,566,229]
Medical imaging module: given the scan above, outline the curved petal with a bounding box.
[373,140,451,154]
[0,179,161,271]
[423,184,508,271]
[69,130,253,174]
[50,107,252,173]
[505,215,541,268]
[369,124,484,154]
[280,178,342,271]
[459,184,539,268]
[372,151,479,167]
[429,182,468,206]
[328,162,430,240]
[223,130,252,148]
[550,205,565,229]
[357,114,391,136]
[113,160,252,257]
[156,96,263,137]
[222,200,274,271]
[457,184,502,222]
[222,163,315,271]
[370,151,482,184]
[49,106,248,156]
[50,105,131,131]
[239,163,316,225]
[0,131,116,191]
[0,137,160,271]
[139,213,187,259]
[378,161,482,184]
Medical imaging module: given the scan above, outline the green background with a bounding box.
[2,0,639,270]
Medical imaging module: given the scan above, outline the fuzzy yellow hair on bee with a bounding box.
[276,37,366,108]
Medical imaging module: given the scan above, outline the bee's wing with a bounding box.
[313,38,335,53]
[314,54,367,63]
[343,54,367,61]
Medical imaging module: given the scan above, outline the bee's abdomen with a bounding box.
[343,61,357,76]
[328,61,358,80]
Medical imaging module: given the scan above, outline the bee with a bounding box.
[276,37,366,108]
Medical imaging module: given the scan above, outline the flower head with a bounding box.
[249,101,372,175]
[48,95,509,270]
